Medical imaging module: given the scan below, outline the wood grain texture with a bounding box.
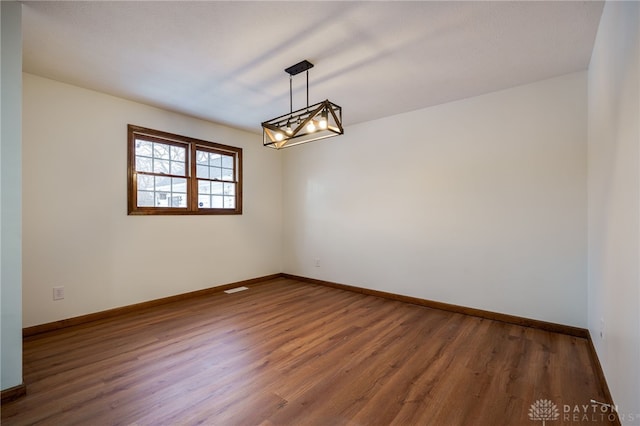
[0,385,26,404]
[2,278,618,425]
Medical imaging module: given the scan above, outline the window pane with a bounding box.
[153,143,170,159]
[197,164,209,179]
[170,160,185,176]
[135,140,153,157]
[210,167,222,180]
[137,174,154,191]
[170,146,185,162]
[136,156,152,172]
[196,151,208,165]
[155,176,171,191]
[224,196,235,208]
[223,182,235,196]
[210,154,222,167]
[221,168,234,181]
[154,159,170,174]
[155,191,170,207]
[198,180,210,194]
[172,177,187,193]
[137,191,154,207]
[211,196,223,208]
[170,195,186,208]
[221,155,233,168]
[211,181,223,195]
[198,195,210,208]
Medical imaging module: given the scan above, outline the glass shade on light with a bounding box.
[262,100,343,149]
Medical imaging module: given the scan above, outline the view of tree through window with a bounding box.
[127,125,242,215]
[135,140,188,208]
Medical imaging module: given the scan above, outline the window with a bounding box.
[128,125,242,215]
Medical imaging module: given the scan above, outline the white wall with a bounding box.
[587,1,640,420]
[283,72,588,327]
[1,1,23,391]
[22,74,282,327]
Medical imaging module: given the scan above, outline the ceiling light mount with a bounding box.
[262,60,343,149]
[284,59,314,76]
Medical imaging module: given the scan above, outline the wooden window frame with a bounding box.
[128,125,243,215]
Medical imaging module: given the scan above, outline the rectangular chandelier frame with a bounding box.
[262,99,343,149]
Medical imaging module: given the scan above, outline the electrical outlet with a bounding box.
[315,258,320,267]
[53,286,65,301]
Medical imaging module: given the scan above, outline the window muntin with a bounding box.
[128,125,242,215]
[134,138,188,209]
[196,147,237,210]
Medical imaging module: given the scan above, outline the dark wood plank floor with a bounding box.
[2,277,616,425]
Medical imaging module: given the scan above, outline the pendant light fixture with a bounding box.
[262,60,343,149]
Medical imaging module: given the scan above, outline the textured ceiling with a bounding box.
[22,1,604,133]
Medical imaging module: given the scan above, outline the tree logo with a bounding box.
[529,399,560,425]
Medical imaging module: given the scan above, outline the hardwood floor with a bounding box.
[2,277,616,425]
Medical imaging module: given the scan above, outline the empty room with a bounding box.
[1,1,639,425]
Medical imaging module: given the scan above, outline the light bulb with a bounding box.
[306,121,316,133]
[275,132,284,141]
[319,109,329,129]
[285,120,293,135]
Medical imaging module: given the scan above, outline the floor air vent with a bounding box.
[224,286,249,294]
